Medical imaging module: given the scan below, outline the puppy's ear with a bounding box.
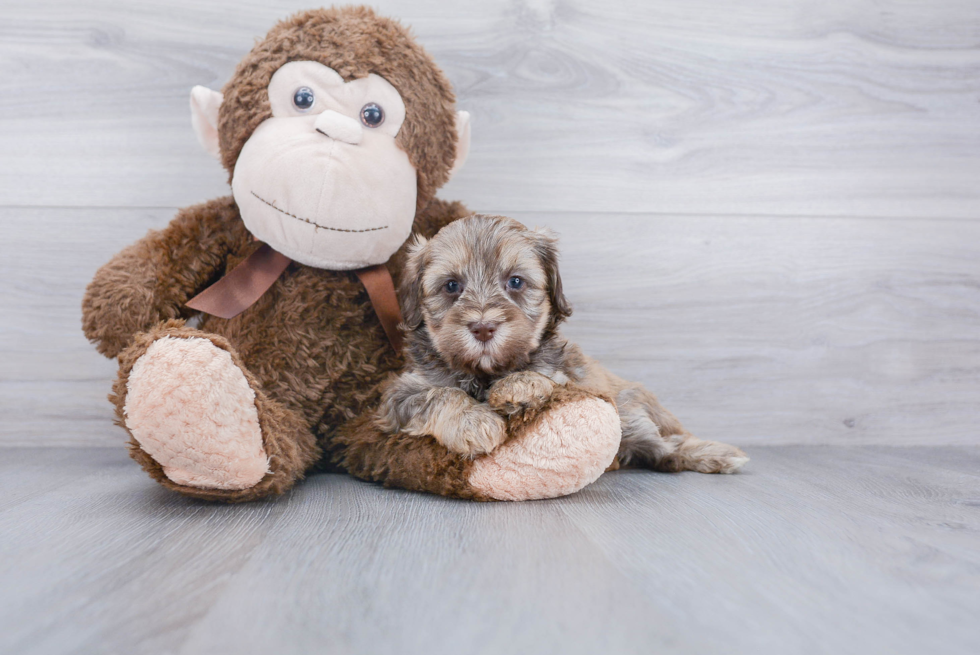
[532,227,572,331]
[399,235,429,331]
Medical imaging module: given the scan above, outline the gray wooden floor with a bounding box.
[1,446,978,655]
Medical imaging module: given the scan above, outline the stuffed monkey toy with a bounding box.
[81,6,621,502]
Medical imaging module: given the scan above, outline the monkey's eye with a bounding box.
[292,87,315,112]
[507,276,524,290]
[360,103,385,127]
[444,280,461,295]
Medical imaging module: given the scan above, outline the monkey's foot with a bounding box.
[123,335,270,490]
[469,386,622,501]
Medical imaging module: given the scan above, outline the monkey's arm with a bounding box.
[82,197,244,358]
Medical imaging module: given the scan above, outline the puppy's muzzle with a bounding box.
[468,321,498,343]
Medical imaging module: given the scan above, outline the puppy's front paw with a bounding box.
[488,371,556,415]
[437,406,508,458]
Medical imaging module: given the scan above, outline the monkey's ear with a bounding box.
[446,111,471,182]
[190,86,224,160]
[532,227,573,332]
[399,235,430,332]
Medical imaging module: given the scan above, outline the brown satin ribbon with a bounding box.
[184,243,404,354]
[185,243,292,319]
[354,264,404,355]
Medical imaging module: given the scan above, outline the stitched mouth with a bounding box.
[250,191,388,233]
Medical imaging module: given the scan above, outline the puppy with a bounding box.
[378,215,748,474]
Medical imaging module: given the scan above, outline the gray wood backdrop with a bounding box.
[1,0,978,447]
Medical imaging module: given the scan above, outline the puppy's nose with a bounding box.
[468,321,497,343]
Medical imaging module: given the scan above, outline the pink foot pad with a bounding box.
[124,336,270,490]
[469,396,621,501]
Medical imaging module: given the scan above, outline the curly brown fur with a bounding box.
[79,8,478,502]
[381,215,749,472]
[335,413,487,500]
[84,193,468,501]
[218,6,458,210]
[81,197,242,359]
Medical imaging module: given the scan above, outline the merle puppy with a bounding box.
[378,214,748,473]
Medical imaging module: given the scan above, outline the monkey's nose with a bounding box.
[468,322,497,343]
[314,110,363,145]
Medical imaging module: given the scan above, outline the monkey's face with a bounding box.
[231,61,417,270]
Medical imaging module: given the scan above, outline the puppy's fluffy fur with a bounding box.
[379,215,748,473]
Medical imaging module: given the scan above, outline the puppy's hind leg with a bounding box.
[616,388,748,474]
[658,435,749,474]
[616,398,683,469]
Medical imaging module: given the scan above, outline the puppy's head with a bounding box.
[401,214,571,375]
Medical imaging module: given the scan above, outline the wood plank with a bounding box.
[2,207,977,446]
[0,447,292,655]
[0,446,116,512]
[176,473,703,655]
[0,446,977,654]
[536,211,980,446]
[560,446,980,654]
[0,0,978,217]
[0,207,167,445]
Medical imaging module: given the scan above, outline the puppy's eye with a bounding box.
[293,87,315,112]
[444,280,461,294]
[360,103,385,127]
[507,276,524,290]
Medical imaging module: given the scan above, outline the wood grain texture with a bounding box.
[3,207,976,446]
[0,3,976,444]
[0,446,977,655]
[0,0,978,217]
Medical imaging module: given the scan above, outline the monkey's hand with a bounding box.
[82,199,239,359]
[488,371,557,417]
[82,239,185,359]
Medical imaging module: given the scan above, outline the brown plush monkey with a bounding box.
[82,6,621,502]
